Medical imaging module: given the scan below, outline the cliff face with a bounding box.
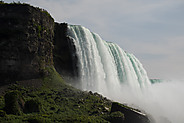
[53,23,78,78]
[0,4,54,85]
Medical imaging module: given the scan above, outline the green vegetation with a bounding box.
[0,67,112,122]
[104,111,124,123]
[37,25,42,38]
[41,9,54,20]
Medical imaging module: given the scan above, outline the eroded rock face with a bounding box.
[0,4,54,85]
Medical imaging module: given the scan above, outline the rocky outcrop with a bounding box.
[110,102,150,123]
[53,23,78,77]
[0,3,54,85]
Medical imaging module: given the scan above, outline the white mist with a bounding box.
[107,80,184,123]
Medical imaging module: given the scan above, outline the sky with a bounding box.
[5,0,184,80]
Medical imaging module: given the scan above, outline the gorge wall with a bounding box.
[0,3,55,85]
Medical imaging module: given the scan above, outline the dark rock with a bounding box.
[110,102,150,123]
[4,90,24,115]
[24,99,41,113]
[89,91,93,95]
[0,4,54,85]
[53,23,78,78]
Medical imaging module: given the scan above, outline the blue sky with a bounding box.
[5,0,184,80]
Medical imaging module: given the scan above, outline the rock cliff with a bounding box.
[0,3,54,85]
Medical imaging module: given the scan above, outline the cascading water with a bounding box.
[66,24,184,123]
[67,25,151,95]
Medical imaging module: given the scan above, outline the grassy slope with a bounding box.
[0,67,113,123]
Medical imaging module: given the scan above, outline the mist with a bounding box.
[104,80,184,123]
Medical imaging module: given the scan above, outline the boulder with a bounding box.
[24,99,42,113]
[4,90,24,115]
[110,102,150,123]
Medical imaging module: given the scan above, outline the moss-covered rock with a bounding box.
[111,102,150,123]
[4,90,24,115]
[105,111,125,123]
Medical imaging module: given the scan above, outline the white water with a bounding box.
[68,25,151,91]
[67,25,184,123]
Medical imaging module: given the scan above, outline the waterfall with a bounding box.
[66,25,184,123]
[67,25,151,95]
